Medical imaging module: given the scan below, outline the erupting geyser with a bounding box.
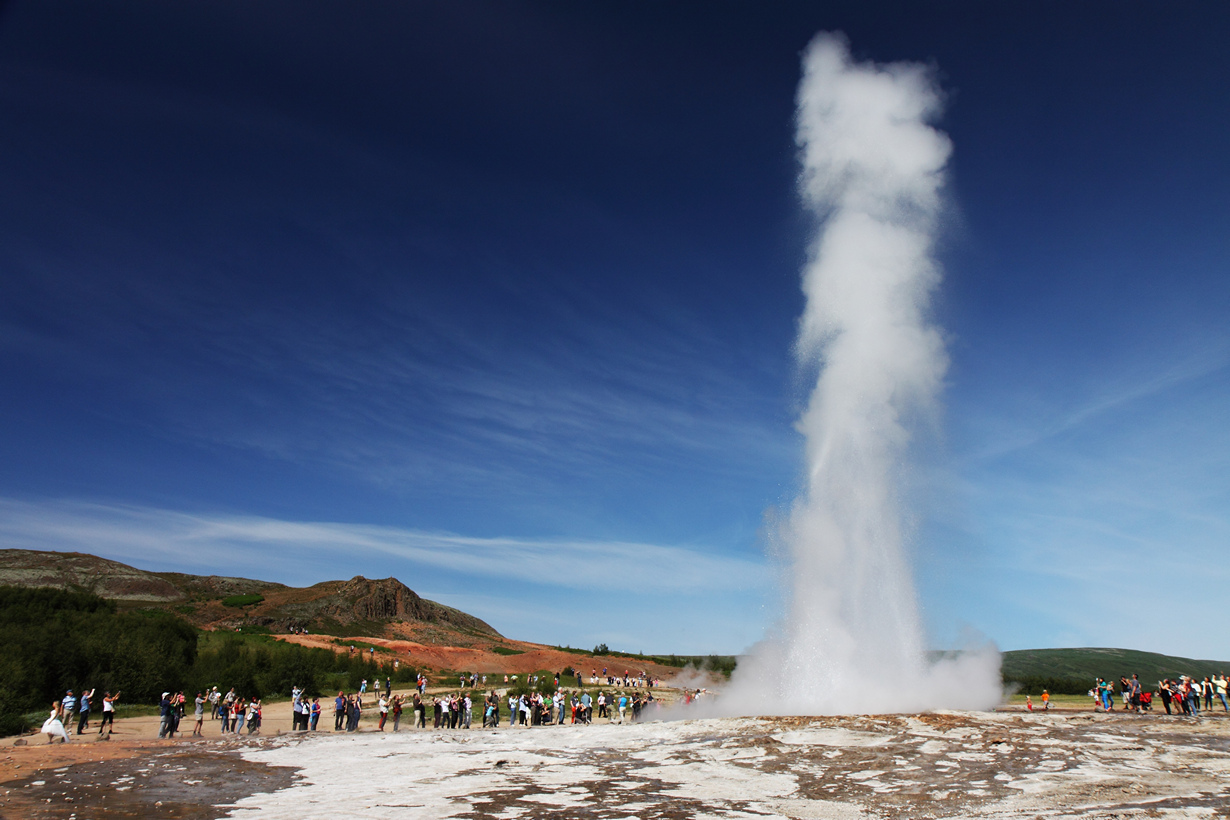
[727,34,1001,714]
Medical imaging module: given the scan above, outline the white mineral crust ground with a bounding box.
[226,711,1230,819]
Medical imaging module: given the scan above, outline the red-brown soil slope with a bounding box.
[275,629,681,680]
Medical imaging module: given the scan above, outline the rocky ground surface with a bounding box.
[235,709,1230,819]
[0,740,298,819]
[3,710,1228,819]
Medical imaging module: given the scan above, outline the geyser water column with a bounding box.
[728,34,1001,714]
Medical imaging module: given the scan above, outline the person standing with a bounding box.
[76,688,94,734]
[378,695,389,731]
[310,698,320,731]
[334,692,346,731]
[157,692,173,738]
[98,691,119,735]
[485,692,499,727]
[193,692,205,736]
[61,690,77,732]
[1186,678,1201,716]
[392,695,403,731]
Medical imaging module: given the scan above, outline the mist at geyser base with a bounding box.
[721,34,1001,715]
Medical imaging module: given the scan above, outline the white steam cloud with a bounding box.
[724,33,1001,714]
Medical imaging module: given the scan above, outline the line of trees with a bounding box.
[0,586,416,735]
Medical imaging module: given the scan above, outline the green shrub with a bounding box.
[221,594,264,608]
[491,646,524,656]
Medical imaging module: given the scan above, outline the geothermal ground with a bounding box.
[3,711,1229,819]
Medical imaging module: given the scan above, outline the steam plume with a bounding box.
[726,33,1000,714]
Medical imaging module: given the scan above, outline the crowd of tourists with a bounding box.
[158,687,266,738]
[1087,673,1229,715]
[1022,673,1230,715]
[327,685,661,732]
[37,665,669,744]
[483,689,659,727]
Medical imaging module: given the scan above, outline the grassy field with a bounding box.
[1003,693,1095,709]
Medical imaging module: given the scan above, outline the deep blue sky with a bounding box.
[2,1,1227,657]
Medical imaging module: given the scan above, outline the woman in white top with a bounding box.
[41,701,70,743]
[98,691,119,735]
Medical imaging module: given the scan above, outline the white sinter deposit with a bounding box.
[227,713,1230,818]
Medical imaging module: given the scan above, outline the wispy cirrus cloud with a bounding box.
[0,498,770,595]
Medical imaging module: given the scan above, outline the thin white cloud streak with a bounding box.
[1,64,797,501]
[0,498,769,595]
[928,388,1230,659]
[962,345,1230,465]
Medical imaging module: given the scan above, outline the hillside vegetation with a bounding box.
[0,549,499,639]
[1001,647,1230,695]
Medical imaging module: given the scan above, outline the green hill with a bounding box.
[1001,647,1230,694]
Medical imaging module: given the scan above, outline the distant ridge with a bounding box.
[1002,646,1230,688]
[0,548,500,638]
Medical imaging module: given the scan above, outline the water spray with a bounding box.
[723,33,1001,715]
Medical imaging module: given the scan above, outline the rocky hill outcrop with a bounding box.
[264,575,499,636]
[0,549,500,637]
[0,549,185,602]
